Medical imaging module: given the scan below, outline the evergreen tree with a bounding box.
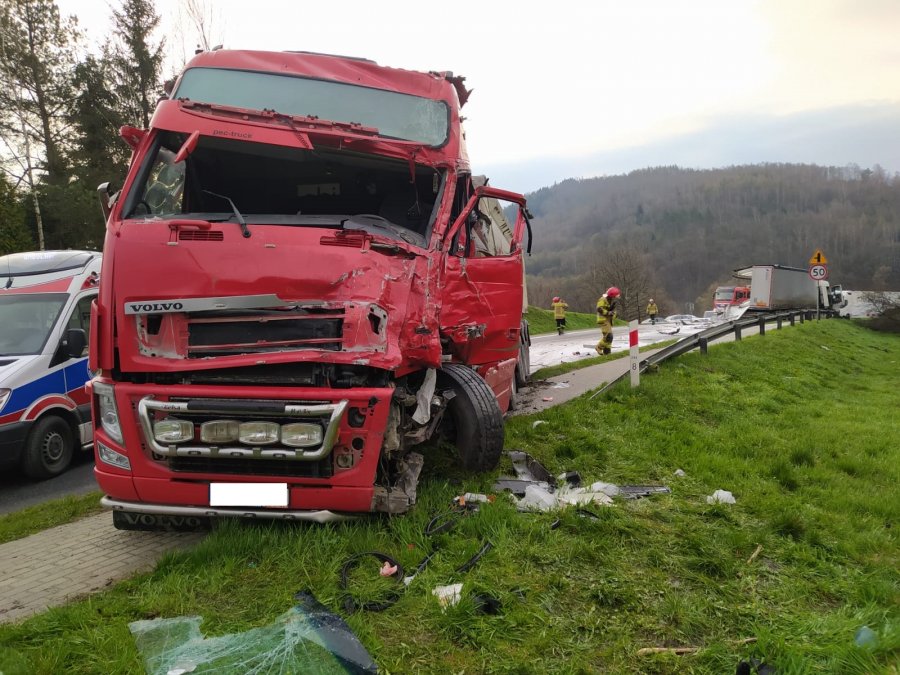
[108,0,165,129]
[0,174,33,255]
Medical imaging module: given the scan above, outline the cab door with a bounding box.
[441,186,530,366]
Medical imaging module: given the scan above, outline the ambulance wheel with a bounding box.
[22,415,74,479]
[439,364,504,472]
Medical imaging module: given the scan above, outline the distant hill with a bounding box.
[523,163,900,316]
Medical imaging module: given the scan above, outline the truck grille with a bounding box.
[165,456,332,478]
[186,308,345,357]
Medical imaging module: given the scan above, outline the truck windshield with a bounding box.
[123,131,442,248]
[715,288,735,300]
[0,294,67,356]
[174,67,450,147]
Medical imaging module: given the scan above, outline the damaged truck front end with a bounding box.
[91,50,531,529]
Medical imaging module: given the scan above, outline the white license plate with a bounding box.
[209,482,289,507]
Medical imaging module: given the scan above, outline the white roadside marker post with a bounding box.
[629,320,640,387]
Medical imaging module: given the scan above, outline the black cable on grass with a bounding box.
[339,551,405,613]
[455,540,492,574]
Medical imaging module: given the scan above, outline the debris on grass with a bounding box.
[746,544,763,564]
[532,420,548,429]
[432,583,463,609]
[706,489,736,505]
[674,468,686,477]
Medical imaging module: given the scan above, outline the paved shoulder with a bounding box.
[0,512,204,624]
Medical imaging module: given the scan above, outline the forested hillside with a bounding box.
[525,164,900,318]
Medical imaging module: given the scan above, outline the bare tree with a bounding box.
[586,245,658,322]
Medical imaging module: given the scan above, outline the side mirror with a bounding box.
[97,182,120,220]
[62,329,87,359]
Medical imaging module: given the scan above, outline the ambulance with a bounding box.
[0,250,100,478]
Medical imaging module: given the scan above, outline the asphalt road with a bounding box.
[0,451,97,515]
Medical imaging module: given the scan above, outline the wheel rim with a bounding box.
[41,431,66,464]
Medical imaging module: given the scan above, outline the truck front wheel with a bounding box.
[439,364,504,472]
[21,415,74,479]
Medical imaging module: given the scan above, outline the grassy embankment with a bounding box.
[1,320,897,673]
[525,305,616,335]
[0,491,102,545]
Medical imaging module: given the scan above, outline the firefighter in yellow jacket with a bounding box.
[551,296,569,335]
[596,287,620,355]
[646,298,659,325]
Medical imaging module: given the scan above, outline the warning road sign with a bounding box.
[809,249,828,265]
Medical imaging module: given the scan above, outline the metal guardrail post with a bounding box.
[735,324,742,340]
[699,337,708,355]
[799,312,804,324]
[777,316,783,329]
[758,316,766,336]
[790,313,796,326]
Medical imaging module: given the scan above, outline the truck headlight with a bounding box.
[153,418,194,444]
[0,389,10,413]
[238,421,279,445]
[93,381,123,444]
[281,423,323,448]
[200,420,240,444]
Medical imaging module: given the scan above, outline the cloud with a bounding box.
[479,102,900,194]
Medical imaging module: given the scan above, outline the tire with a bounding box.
[439,364,504,472]
[21,415,74,479]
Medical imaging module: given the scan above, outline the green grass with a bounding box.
[0,491,103,544]
[1,321,898,674]
[531,339,679,380]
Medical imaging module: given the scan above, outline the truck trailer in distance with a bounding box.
[733,265,841,312]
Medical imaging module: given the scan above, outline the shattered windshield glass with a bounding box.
[174,67,449,147]
[123,132,441,248]
[129,591,377,674]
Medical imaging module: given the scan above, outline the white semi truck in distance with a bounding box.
[733,265,842,312]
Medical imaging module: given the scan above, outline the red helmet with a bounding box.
[553,296,560,303]
[606,287,621,298]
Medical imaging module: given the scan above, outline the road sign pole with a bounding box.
[629,320,639,387]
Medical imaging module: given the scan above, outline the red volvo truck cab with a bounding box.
[91,50,533,529]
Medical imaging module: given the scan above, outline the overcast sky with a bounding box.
[59,0,900,192]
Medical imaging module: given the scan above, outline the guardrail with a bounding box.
[591,309,836,398]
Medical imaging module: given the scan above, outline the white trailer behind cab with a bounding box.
[733,265,840,311]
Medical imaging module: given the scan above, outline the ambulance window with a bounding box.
[65,295,95,355]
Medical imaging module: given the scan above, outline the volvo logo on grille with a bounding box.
[128,302,184,313]
[124,294,291,314]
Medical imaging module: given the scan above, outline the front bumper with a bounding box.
[0,420,30,468]
[101,496,357,523]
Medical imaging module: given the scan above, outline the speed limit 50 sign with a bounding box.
[809,264,828,280]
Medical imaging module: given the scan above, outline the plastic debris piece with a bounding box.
[541,396,554,402]
[618,485,671,499]
[129,591,378,674]
[551,381,571,389]
[854,625,878,649]
[493,478,550,496]
[674,468,686,477]
[509,451,555,485]
[588,481,621,497]
[821,345,830,351]
[518,484,558,511]
[472,594,503,615]
[459,492,492,504]
[432,583,463,609]
[706,489,736,505]
[532,420,548,429]
[411,368,437,424]
[558,471,582,488]
[379,561,398,577]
